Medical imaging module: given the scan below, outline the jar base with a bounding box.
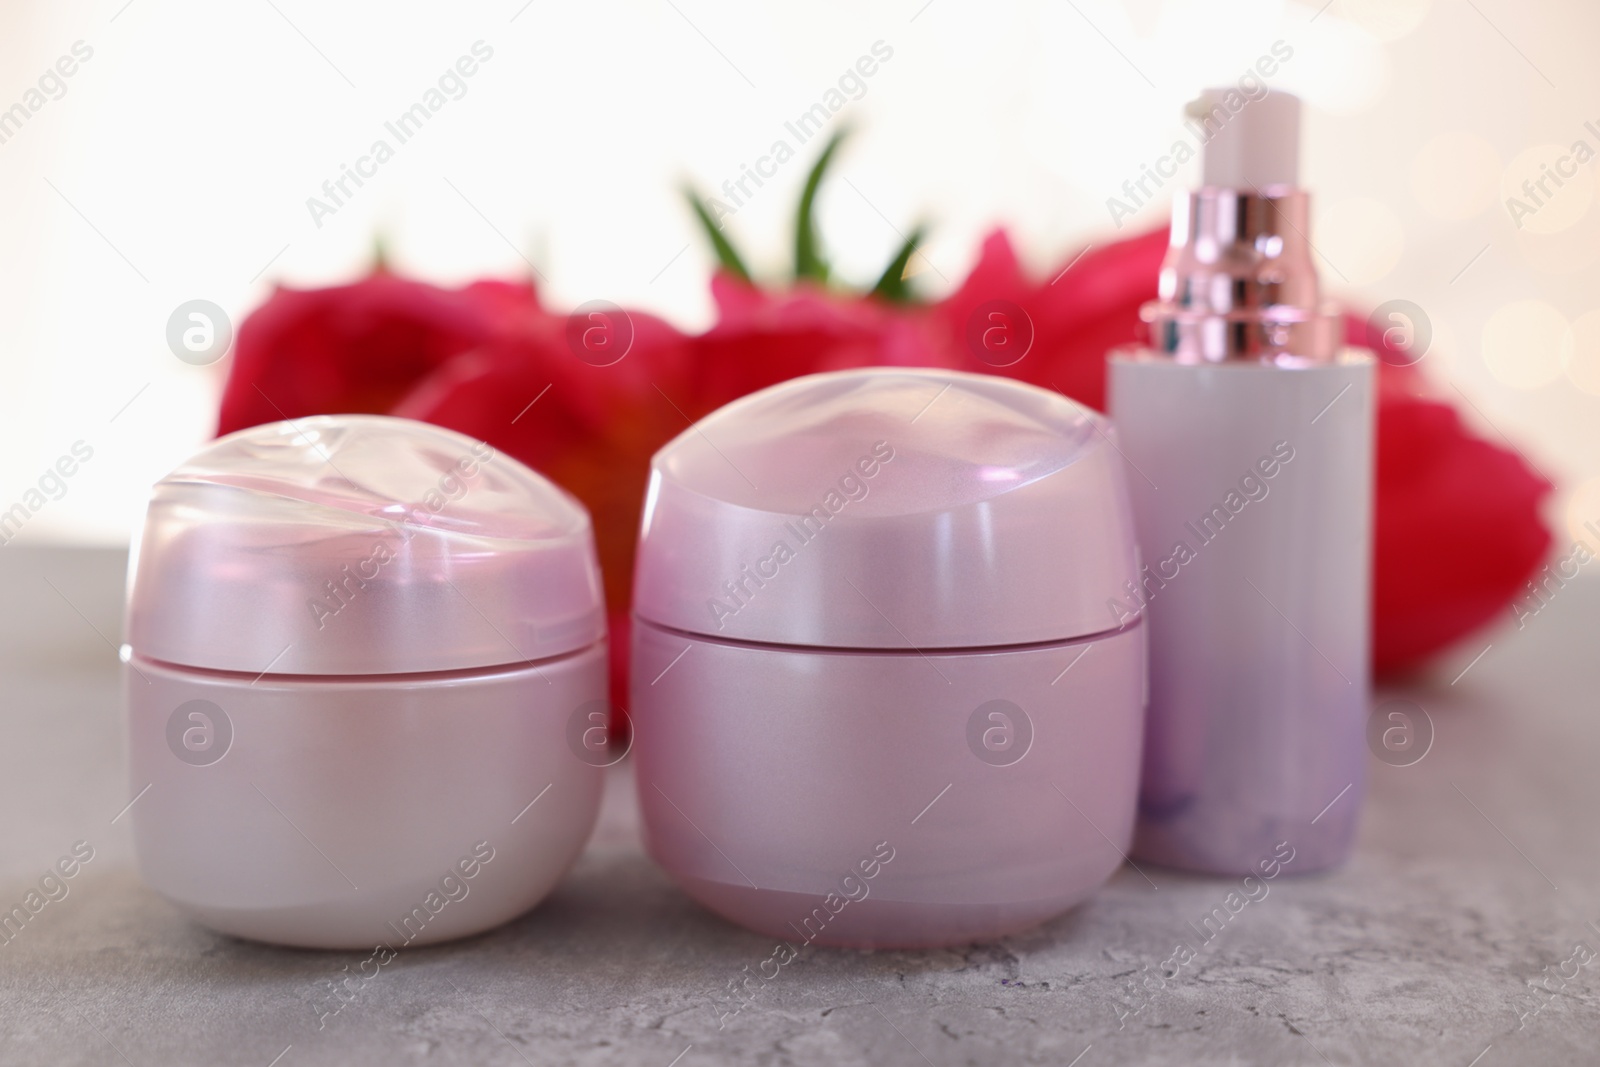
[126,649,607,951]
[672,872,1082,950]
[154,878,551,951]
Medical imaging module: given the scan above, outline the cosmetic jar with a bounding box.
[124,415,607,949]
[630,368,1145,948]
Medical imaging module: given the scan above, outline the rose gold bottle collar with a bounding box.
[1140,187,1343,366]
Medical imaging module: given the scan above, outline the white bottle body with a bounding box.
[1108,351,1374,874]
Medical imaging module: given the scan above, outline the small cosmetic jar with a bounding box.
[124,415,607,948]
[630,368,1145,948]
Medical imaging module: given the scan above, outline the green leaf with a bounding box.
[869,224,928,304]
[794,127,851,284]
[683,186,752,283]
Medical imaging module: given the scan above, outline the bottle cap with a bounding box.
[1189,87,1300,188]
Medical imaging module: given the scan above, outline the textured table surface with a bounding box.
[2,545,1597,1066]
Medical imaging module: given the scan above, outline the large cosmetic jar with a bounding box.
[630,368,1146,948]
[124,415,608,948]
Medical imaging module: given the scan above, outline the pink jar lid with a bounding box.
[632,368,1139,649]
[127,415,605,675]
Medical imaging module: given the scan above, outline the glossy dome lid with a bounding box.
[632,368,1139,648]
[127,415,605,675]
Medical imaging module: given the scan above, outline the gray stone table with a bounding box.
[2,546,1597,1066]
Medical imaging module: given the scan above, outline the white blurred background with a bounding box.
[2,0,1596,547]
